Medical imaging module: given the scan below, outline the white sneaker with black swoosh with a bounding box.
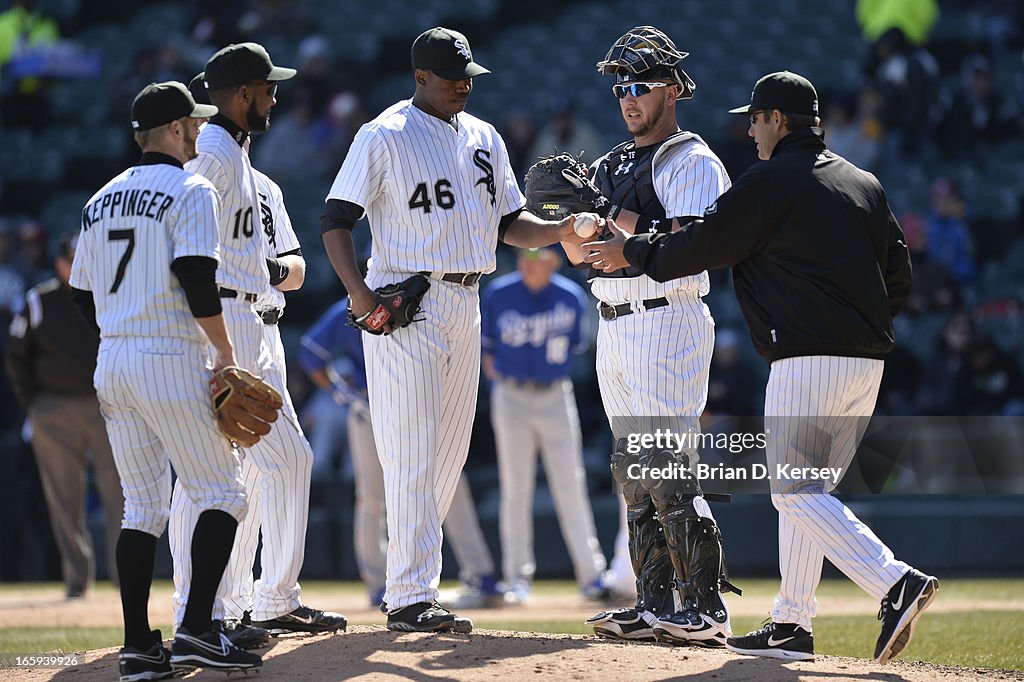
[726,620,815,661]
[170,621,262,673]
[875,568,939,664]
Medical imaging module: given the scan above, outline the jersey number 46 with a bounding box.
[408,179,455,213]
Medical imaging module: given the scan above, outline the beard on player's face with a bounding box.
[247,99,271,134]
[178,117,200,161]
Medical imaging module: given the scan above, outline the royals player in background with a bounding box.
[321,26,592,633]
[482,246,611,604]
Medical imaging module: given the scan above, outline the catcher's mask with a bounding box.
[597,25,695,100]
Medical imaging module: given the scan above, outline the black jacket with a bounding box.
[624,128,912,363]
[4,278,100,408]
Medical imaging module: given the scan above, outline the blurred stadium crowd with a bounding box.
[0,0,1022,584]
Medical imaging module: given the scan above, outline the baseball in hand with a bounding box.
[574,213,602,238]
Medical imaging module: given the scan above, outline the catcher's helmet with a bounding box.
[597,25,695,100]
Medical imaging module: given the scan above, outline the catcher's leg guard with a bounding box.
[588,440,672,640]
[637,446,735,646]
[609,439,675,618]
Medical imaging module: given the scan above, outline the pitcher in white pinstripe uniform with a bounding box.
[70,81,261,679]
[169,46,345,637]
[322,26,593,633]
[585,70,938,665]
[562,26,739,647]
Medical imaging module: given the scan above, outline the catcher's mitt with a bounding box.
[347,273,430,335]
[524,152,610,220]
[209,366,284,448]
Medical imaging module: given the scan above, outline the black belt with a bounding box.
[502,377,559,390]
[219,287,258,303]
[258,308,282,325]
[419,271,482,286]
[599,297,669,320]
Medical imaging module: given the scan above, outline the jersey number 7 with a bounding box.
[108,228,135,293]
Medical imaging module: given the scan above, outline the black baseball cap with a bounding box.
[411,27,490,80]
[131,81,218,131]
[188,72,211,105]
[729,70,819,116]
[204,42,297,90]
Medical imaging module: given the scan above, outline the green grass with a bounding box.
[0,626,143,659]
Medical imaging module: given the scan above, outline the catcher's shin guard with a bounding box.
[611,440,674,617]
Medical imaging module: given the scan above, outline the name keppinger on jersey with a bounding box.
[82,187,174,229]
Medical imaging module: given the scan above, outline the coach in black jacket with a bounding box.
[585,71,935,666]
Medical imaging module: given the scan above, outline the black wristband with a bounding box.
[267,257,290,286]
[634,214,671,234]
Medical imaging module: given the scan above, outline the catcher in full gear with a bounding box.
[530,25,739,646]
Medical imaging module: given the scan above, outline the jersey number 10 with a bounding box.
[231,207,254,238]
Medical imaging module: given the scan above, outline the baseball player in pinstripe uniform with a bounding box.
[71,81,260,679]
[299,298,503,608]
[586,70,938,664]
[321,26,592,633]
[563,26,739,647]
[481,247,609,604]
[170,46,345,637]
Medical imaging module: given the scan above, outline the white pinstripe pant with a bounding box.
[94,337,247,539]
[364,273,481,609]
[765,355,910,630]
[347,406,494,595]
[170,302,314,624]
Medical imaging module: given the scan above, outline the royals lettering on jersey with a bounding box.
[326,99,525,274]
[187,122,268,295]
[70,157,221,341]
[482,272,586,383]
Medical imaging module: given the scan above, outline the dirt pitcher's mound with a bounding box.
[4,626,1022,682]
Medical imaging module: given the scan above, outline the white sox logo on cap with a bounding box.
[454,39,471,61]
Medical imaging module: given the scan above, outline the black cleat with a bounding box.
[585,608,657,641]
[221,616,271,650]
[875,568,939,664]
[118,630,178,681]
[726,620,815,661]
[252,605,347,635]
[170,622,262,673]
[386,601,473,633]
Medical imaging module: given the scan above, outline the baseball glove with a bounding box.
[209,366,284,448]
[347,273,430,335]
[524,152,610,220]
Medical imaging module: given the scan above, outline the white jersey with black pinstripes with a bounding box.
[186,122,268,295]
[326,99,525,275]
[253,168,301,312]
[590,134,730,305]
[70,160,220,340]
[325,98,523,610]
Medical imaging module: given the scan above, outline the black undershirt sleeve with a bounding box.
[320,199,364,234]
[497,207,525,242]
[170,256,221,318]
[70,287,100,335]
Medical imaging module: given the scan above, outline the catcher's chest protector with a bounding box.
[592,140,667,280]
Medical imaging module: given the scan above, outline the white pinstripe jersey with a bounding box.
[327,99,525,274]
[186,123,268,295]
[252,168,300,311]
[591,133,731,305]
[69,157,220,341]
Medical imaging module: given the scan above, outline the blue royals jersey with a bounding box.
[298,297,367,390]
[481,272,586,383]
